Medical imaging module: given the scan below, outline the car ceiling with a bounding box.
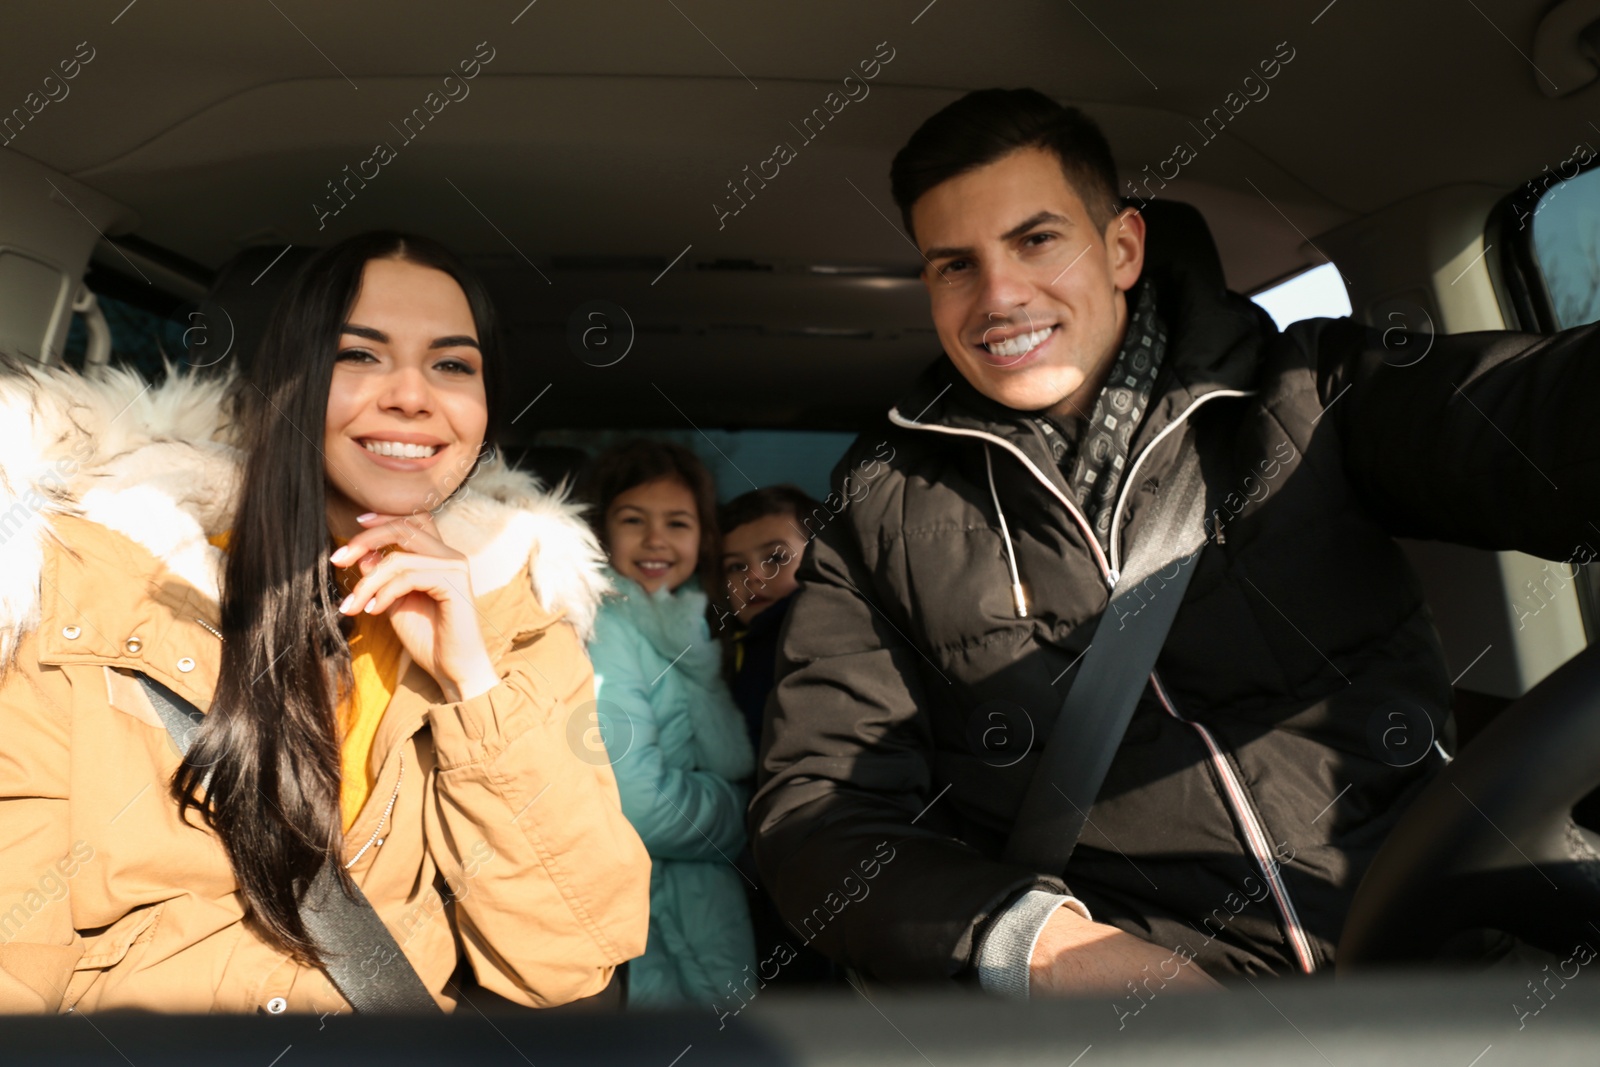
[0,0,1591,431]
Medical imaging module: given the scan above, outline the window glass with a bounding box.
[1250,263,1352,329]
[62,291,189,376]
[532,428,856,503]
[1531,165,1600,329]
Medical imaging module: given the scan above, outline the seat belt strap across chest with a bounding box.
[1003,430,1211,874]
[137,672,442,1013]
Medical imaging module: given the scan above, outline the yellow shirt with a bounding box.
[206,529,405,831]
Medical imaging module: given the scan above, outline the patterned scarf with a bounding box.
[1036,280,1168,552]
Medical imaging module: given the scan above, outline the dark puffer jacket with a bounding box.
[749,237,1600,982]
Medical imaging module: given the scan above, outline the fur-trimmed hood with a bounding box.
[0,359,609,672]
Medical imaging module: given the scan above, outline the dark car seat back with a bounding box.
[1134,199,1227,296]
[188,244,317,377]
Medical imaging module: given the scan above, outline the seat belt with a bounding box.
[136,672,442,1013]
[1003,430,1211,875]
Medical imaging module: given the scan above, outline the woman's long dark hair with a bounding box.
[173,231,506,964]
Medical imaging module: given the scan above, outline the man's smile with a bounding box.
[980,323,1058,367]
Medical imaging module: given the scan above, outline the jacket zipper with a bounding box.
[1149,672,1317,973]
[346,752,403,869]
[891,387,1319,974]
[1111,388,1317,972]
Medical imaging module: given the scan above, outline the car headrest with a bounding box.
[1133,199,1226,294]
[501,444,591,490]
[188,245,316,374]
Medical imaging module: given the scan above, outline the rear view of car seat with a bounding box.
[189,244,316,376]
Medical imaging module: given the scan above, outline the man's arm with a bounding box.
[1309,316,1600,558]
[1018,898,1222,998]
[748,471,1073,982]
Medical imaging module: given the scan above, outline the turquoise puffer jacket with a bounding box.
[588,571,756,1006]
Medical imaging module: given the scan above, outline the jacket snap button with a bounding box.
[177,657,195,673]
[124,636,143,655]
[61,625,81,640]
[265,996,287,1014]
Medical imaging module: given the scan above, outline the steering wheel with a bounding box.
[1337,641,1600,970]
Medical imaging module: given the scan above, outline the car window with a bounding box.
[1250,263,1352,329]
[534,428,856,503]
[1531,164,1600,329]
[62,289,189,378]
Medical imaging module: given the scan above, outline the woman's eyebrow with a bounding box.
[340,324,480,350]
[342,323,387,342]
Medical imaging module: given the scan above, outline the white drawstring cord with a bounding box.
[985,445,1029,619]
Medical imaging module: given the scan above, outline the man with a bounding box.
[749,88,1600,997]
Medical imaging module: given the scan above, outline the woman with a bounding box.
[584,441,756,1007]
[0,232,650,1013]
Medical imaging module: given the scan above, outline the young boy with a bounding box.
[716,485,821,753]
[716,484,836,989]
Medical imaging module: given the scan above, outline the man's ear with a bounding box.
[1106,206,1146,291]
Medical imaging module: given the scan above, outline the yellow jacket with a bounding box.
[0,363,650,1013]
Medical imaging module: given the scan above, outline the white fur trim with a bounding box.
[0,359,608,670]
[433,460,612,641]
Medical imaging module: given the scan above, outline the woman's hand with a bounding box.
[329,510,502,702]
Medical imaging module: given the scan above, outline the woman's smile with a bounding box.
[353,433,449,471]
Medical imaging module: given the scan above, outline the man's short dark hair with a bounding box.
[889,88,1120,237]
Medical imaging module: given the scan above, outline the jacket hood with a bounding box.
[0,359,610,672]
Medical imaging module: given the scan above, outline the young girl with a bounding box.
[584,441,756,1007]
[0,232,649,1013]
